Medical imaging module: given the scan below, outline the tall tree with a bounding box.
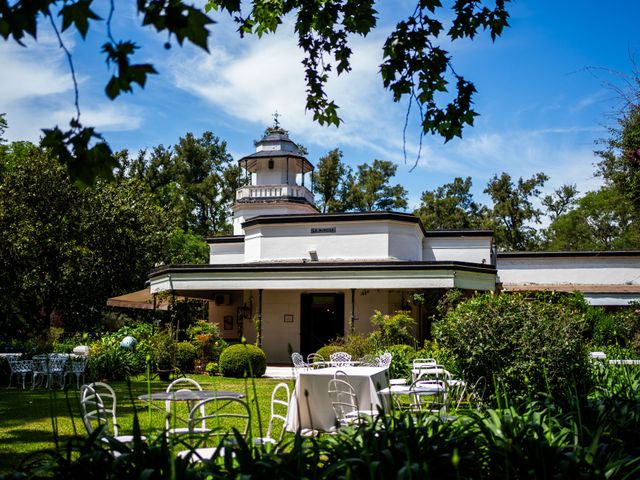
[484,172,548,251]
[348,160,408,211]
[414,177,488,229]
[544,187,640,251]
[0,2,510,182]
[0,141,173,336]
[542,184,579,221]
[597,102,640,219]
[312,149,348,213]
[120,132,243,236]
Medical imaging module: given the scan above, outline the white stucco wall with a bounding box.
[243,220,424,263]
[497,255,640,286]
[423,236,493,265]
[209,242,244,264]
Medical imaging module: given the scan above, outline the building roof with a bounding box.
[240,210,495,239]
[150,259,497,277]
[501,284,640,293]
[498,250,640,258]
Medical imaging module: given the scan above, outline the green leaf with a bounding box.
[59,0,102,39]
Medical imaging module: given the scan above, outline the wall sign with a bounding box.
[310,227,336,234]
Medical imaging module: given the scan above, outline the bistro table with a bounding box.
[286,366,389,432]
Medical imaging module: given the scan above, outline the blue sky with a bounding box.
[1,1,639,211]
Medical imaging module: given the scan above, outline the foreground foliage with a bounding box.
[5,365,640,479]
[436,292,591,400]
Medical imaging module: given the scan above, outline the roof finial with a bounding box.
[272,110,280,129]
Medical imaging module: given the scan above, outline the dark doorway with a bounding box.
[300,293,344,356]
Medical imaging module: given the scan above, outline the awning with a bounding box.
[106,288,180,310]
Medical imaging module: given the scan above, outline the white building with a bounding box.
[149,127,640,363]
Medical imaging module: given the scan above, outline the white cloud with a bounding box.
[0,35,74,106]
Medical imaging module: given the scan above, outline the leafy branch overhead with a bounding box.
[0,0,510,183]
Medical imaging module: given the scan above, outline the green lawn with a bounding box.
[0,374,292,473]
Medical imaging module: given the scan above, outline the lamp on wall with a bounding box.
[308,250,318,261]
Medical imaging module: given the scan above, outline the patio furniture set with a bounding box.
[79,377,291,463]
[288,352,486,433]
[6,353,88,390]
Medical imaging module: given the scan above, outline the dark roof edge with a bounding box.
[241,211,428,235]
[498,250,640,259]
[235,196,319,209]
[425,229,494,238]
[150,260,496,277]
[205,236,245,244]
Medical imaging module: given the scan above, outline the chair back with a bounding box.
[47,356,67,373]
[291,353,306,369]
[409,378,448,413]
[80,382,119,436]
[330,352,352,367]
[328,378,358,424]
[415,365,452,383]
[266,383,291,442]
[307,353,325,367]
[70,357,87,373]
[188,396,250,445]
[165,377,204,431]
[358,354,379,367]
[378,352,393,368]
[8,358,32,374]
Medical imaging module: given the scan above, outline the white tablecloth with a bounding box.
[286,366,389,432]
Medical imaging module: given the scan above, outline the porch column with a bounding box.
[257,289,263,349]
[350,288,356,334]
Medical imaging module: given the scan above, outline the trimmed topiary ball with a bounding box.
[219,344,267,378]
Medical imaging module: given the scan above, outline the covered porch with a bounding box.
[149,261,496,363]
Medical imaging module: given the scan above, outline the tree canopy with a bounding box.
[0,1,510,182]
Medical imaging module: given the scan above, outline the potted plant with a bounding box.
[150,330,177,381]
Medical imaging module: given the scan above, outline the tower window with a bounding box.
[268,160,274,169]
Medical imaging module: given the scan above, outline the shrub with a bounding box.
[436,292,591,400]
[175,341,197,373]
[187,320,227,365]
[594,303,640,351]
[325,333,375,359]
[369,310,416,348]
[379,344,417,380]
[416,340,460,377]
[88,337,134,381]
[316,345,346,362]
[150,329,177,370]
[219,344,267,378]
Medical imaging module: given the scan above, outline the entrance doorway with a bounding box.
[300,293,344,356]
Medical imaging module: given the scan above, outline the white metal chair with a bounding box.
[410,366,451,414]
[378,352,393,368]
[327,378,378,428]
[291,352,308,376]
[307,353,326,368]
[7,357,32,389]
[165,377,209,437]
[64,357,87,389]
[254,382,290,446]
[411,357,437,381]
[176,396,251,462]
[330,352,352,367]
[358,354,379,366]
[80,382,145,444]
[32,355,67,389]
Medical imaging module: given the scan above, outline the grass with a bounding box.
[0,374,292,473]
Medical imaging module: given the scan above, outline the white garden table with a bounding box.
[286,366,389,432]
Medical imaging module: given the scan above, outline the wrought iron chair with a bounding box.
[329,352,352,367]
[7,357,32,389]
[378,352,393,368]
[64,357,87,389]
